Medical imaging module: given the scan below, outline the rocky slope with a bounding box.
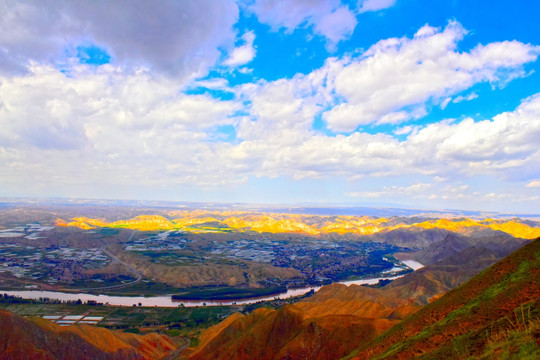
[184,236,527,359]
[1,237,537,359]
[394,232,528,265]
[348,238,540,359]
[0,310,177,360]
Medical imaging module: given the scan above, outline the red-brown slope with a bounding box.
[349,238,540,359]
[186,241,522,360]
[0,310,177,360]
[187,304,399,360]
[186,280,423,360]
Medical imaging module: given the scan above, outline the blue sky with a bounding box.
[0,0,539,213]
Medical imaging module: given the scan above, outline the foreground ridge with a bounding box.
[348,238,540,359]
[0,309,177,360]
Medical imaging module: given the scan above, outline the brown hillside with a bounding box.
[187,304,399,360]
[348,238,540,359]
[395,232,527,265]
[0,310,177,360]
[185,239,526,360]
[187,268,458,359]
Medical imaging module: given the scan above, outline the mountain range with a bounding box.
[55,211,540,239]
[1,229,538,359]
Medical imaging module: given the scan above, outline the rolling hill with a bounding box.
[347,237,540,359]
[182,237,538,359]
[0,310,177,360]
[0,229,537,359]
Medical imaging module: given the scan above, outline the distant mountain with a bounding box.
[395,232,527,265]
[0,310,177,360]
[370,227,452,248]
[385,246,501,305]
[5,197,540,219]
[54,211,540,239]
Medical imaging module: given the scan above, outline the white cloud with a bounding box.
[377,111,411,125]
[313,6,358,49]
[238,67,254,74]
[224,31,256,67]
[0,64,241,190]
[357,0,396,13]
[1,65,540,209]
[483,192,538,202]
[440,97,452,109]
[0,0,239,79]
[526,180,540,188]
[1,17,539,211]
[347,182,539,207]
[393,125,416,135]
[347,182,432,199]
[346,191,383,198]
[228,86,540,184]
[322,103,374,130]
[235,75,322,142]
[249,0,357,48]
[190,78,230,90]
[453,92,479,103]
[406,93,540,178]
[320,21,539,132]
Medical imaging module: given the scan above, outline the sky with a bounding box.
[0,0,539,214]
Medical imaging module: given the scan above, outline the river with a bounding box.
[0,262,424,307]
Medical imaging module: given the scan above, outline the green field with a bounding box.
[0,299,238,338]
[0,289,315,341]
[172,285,288,301]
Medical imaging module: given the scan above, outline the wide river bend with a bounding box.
[0,260,424,307]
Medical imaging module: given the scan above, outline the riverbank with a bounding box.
[0,260,424,307]
[0,274,413,307]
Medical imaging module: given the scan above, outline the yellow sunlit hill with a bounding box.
[55,211,540,239]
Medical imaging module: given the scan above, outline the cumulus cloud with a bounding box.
[224,31,256,67]
[229,84,540,185]
[0,64,240,190]
[1,16,539,210]
[1,65,540,206]
[0,0,239,79]
[405,93,540,179]
[321,22,539,132]
[249,0,357,49]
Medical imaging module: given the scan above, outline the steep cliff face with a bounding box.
[0,310,177,360]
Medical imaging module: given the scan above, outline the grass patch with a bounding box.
[172,285,287,301]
